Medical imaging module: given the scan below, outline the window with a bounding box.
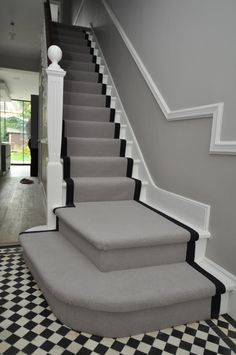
[0,100,31,164]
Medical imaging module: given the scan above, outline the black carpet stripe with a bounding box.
[102,84,107,95]
[63,156,70,179]
[126,158,134,177]
[110,109,115,122]
[64,178,74,206]
[61,137,67,157]
[189,262,226,318]
[138,200,225,318]
[132,179,142,201]
[120,139,126,157]
[106,96,111,108]
[114,123,120,139]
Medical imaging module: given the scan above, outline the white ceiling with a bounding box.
[0,0,44,59]
[0,68,39,101]
[0,0,44,100]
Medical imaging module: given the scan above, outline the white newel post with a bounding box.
[46,45,66,229]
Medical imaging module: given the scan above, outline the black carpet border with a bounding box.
[138,200,226,318]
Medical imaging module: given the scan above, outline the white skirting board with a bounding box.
[40,181,47,214]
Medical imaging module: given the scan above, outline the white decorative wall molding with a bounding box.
[46,45,66,229]
[89,25,211,234]
[102,0,236,155]
[73,0,85,26]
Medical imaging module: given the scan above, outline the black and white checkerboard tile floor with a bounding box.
[0,246,236,355]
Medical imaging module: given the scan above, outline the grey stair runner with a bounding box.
[20,231,215,337]
[20,22,225,337]
[55,200,191,271]
[63,105,113,122]
[66,137,125,157]
[62,60,96,71]
[64,121,118,138]
[64,92,108,107]
[73,176,137,202]
[64,81,104,94]
[68,157,129,177]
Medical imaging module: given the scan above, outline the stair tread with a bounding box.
[20,230,215,312]
[64,104,110,111]
[56,200,190,250]
[62,61,96,71]
[64,92,105,99]
[63,105,113,122]
[66,68,98,75]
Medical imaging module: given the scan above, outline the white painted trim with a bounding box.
[199,257,236,291]
[73,0,85,26]
[25,225,49,232]
[40,181,47,214]
[228,291,236,319]
[89,25,210,233]
[102,0,236,155]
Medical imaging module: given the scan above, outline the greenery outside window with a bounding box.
[0,100,31,164]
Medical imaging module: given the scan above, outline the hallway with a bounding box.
[0,166,46,245]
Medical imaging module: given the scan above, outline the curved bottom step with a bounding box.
[20,231,216,337]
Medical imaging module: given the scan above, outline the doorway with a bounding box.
[0,100,31,165]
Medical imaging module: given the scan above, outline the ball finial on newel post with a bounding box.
[47,45,63,70]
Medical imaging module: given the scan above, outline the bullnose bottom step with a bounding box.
[20,230,216,337]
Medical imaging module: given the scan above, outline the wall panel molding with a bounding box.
[102,0,236,155]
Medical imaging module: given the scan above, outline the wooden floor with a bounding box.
[0,166,46,245]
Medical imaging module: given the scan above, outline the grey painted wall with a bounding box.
[60,0,72,25]
[73,0,236,275]
[107,0,236,141]
[71,0,83,25]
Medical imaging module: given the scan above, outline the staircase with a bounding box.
[19,22,225,337]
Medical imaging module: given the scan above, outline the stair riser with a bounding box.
[53,31,86,40]
[64,93,107,107]
[54,32,88,45]
[64,81,103,95]
[73,178,135,202]
[66,139,123,157]
[69,159,128,177]
[65,122,116,139]
[63,106,112,122]
[63,52,94,63]
[60,44,91,54]
[53,24,89,33]
[56,39,89,48]
[66,70,100,83]
[62,61,96,72]
[59,221,188,271]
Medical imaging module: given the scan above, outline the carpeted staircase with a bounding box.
[19,22,225,337]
